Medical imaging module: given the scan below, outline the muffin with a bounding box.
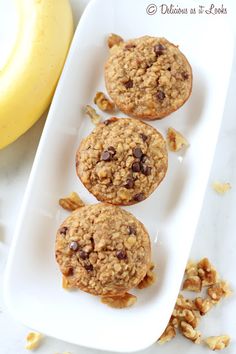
[76,117,168,205]
[105,35,192,119]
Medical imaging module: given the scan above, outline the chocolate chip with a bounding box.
[128,226,137,235]
[107,146,116,155]
[124,79,133,89]
[125,44,136,50]
[79,250,89,260]
[124,178,134,189]
[133,193,145,202]
[90,237,95,250]
[116,250,127,260]
[141,164,152,176]
[154,44,166,56]
[84,264,93,272]
[182,72,189,80]
[104,117,118,125]
[140,133,148,142]
[133,147,143,159]
[156,90,165,100]
[132,162,141,172]
[69,241,79,251]
[167,67,171,71]
[101,151,111,161]
[60,226,68,235]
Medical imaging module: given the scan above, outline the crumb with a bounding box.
[212,182,231,195]
[204,335,230,350]
[59,192,85,211]
[25,332,43,350]
[85,105,101,125]
[167,127,189,152]
[94,92,115,113]
[101,293,137,308]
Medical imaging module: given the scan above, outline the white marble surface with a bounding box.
[0,0,236,353]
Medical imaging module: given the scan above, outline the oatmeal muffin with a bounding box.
[55,203,151,296]
[105,35,192,120]
[76,117,168,205]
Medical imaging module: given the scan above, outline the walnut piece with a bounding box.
[180,321,201,343]
[62,276,71,289]
[185,260,198,276]
[25,332,43,350]
[194,297,213,315]
[212,182,231,195]
[94,92,115,113]
[176,294,196,310]
[197,258,219,287]
[173,308,199,329]
[204,335,230,350]
[59,192,85,211]
[159,259,232,348]
[207,281,232,303]
[183,275,202,292]
[137,262,156,289]
[157,325,176,344]
[167,127,189,152]
[101,293,137,308]
[85,105,101,125]
[107,33,124,48]
[169,315,179,329]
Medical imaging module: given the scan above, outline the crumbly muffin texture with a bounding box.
[55,204,151,296]
[105,36,192,120]
[76,117,167,205]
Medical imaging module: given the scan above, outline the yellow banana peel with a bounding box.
[0,0,74,149]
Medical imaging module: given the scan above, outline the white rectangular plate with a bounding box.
[4,0,233,352]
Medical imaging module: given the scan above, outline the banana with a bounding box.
[0,0,74,149]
